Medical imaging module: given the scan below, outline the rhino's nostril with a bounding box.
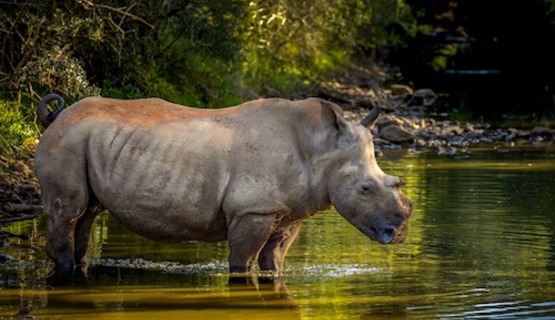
[384,226,395,237]
[378,227,396,244]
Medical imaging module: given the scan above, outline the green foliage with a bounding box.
[0,0,420,155]
[18,44,101,99]
[95,0,246,106]
[355,0,419,50]
[240,0,419,93]
[0,100,39,158]
[546,0,555,14]
[430,43,459,72]
[0,4,103,100]
[0,0,245,105]
[0,0,419,103]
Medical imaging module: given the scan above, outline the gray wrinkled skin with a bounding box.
[35,97,412,275]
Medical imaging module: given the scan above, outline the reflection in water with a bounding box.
[4,281,300,319]
[42,277,300,320]
[1,145,555,319]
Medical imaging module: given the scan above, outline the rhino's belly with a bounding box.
[85,123,231,243]
[91,166,229,243]
[106,203,228,243]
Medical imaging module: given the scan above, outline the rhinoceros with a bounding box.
[35,94,412,276]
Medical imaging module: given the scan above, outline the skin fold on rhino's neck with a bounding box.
[303,143,355,215]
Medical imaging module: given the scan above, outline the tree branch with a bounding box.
[77,0,154,29]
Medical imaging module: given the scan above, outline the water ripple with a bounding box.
[441,299,555,319]
[90,258,228,274]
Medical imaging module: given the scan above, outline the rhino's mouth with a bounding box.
[362,222,408,245]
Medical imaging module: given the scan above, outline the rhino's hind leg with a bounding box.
[42,169,92,277]
[73,204,103,273]
[45,197,88,275]
[258,222,302,274]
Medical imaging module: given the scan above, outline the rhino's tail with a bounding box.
[37,93,65,128]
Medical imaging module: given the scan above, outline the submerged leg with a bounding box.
[45,197,88,275]
[227,213,277,273]
[73,205,102,273]
[258,222,302,274]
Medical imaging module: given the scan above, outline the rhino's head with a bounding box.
[322,102,412,244]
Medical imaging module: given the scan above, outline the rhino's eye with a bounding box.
[360,180,376,194]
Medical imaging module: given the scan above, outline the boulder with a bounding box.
[379,123,415,143]
[532,126,553,136]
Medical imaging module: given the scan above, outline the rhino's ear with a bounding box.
[319,99,355,147]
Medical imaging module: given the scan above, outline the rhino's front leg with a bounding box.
[258,222,302,274]
[227,213,277,273]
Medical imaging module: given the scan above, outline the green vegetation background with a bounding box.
[1,0,555,158]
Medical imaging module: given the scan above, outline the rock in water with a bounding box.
[379,124,415,143]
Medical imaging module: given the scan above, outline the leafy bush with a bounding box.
[18,44,101,99]
[0,0,420,155]
[0,100,39,158]
[240,0,418,94]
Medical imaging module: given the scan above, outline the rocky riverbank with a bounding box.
[318,67,554,156]
[348,108,555,156]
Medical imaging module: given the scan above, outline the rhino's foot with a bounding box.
[47,262,88,286]
[228,271,256,285]
[227,270,284,287]
[257,273,280,285]
[54,259,75,275]
[229,265,251,274]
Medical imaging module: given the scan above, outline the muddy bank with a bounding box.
[0,156,41,247]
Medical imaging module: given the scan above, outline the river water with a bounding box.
[1,145,554,319]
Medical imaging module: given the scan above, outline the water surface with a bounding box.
[1,145,554,319]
